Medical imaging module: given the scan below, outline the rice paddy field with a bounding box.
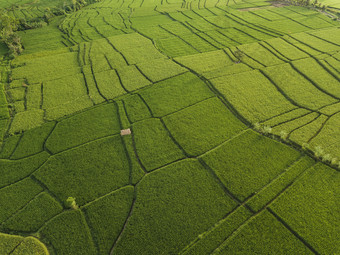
[0,0,339,254]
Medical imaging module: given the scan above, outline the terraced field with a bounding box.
[0,0,339,254]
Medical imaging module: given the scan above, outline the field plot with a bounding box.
[0,0,339,254]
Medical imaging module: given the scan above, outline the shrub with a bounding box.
[331,158,338,166]
[263,125,272,135]
[302,143,310,150]
[66,197,78,210]
[314,145,324,158]
[322,154,332,163]
[252,123,272,135]
[280,131,288,141]
[253,122,261,131]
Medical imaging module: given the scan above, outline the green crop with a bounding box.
[182,206,252,254]
[201,130,300,201]
[113,159,237,254]
[123,94,151,123]
[215,210,313,254]
[45,103,120,154]
[264,63,337,110]
[163,97,246,156]
[137,58,186,82]
[269,163,339,254]
[11,121,55,159]
[35,136,130,205]
[82,186,134,255]
[0,134,21,158]
[132,118,185,171]
[289,114,328,144]
[139,72,214,117]
[0,178,43,223]
[292,57,340,98]
[2,192,63,232]
[264,37,309,60]
[39,210,97,255]
[0,233,48,255]
[0,152,50,188]
[212,69,295,122]
[0,0,338,253]
[246,156,315,212]
[94,70,127,99]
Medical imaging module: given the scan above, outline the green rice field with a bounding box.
[0,0,339,254]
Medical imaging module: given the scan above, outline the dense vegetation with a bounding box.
[0,0,339,254]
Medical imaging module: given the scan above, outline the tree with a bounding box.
[72,0,87,11]
[0,11,23,56]
[234,49,244,63]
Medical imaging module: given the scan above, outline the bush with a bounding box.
[66,197,78,209]
[280,130,288,141]
[233,49,244,63]
[314,145,324,158]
